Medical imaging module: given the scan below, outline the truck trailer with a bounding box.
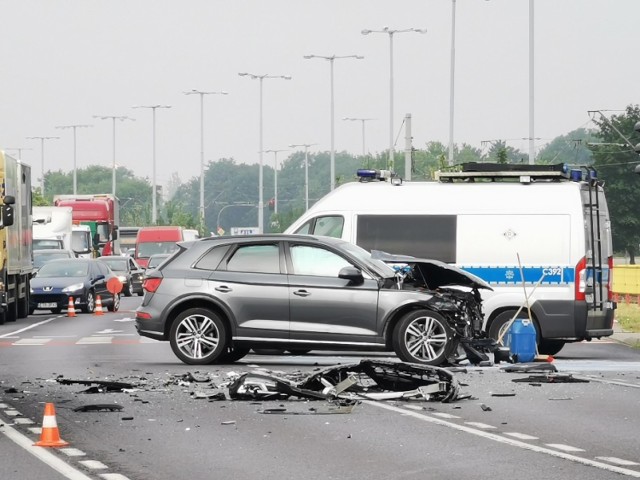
[0,151,33,324]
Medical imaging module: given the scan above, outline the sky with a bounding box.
[1,0,638,192]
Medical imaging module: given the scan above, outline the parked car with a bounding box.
[33,249,75,272]
[135,234,492,366]
[30,258,121,314]
[98,256,145,296]
[146,253,171,269]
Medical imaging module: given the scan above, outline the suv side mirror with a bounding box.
[338,266,364,284]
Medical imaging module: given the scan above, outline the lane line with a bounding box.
[0,317,60,338]
[504,432,539,440]
[597,457,640,467]
[545,443,586,453]
[79,460,108,469]
[365,401,640,478]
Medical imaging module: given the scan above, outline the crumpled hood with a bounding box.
[371,250,493,291]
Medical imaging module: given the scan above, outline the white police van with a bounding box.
[285,163,616,355]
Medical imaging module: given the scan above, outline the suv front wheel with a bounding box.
[169,308,228,365]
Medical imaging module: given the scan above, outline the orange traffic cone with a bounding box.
[94,295,104,316]
[67,297,76,317]
[34,403,69,447]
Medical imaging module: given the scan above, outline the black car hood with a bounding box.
[31,276,86,289]
[371,250,492,291]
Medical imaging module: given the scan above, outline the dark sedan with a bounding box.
[98,256,144,296]
[30,259,121,314]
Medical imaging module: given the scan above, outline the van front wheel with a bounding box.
[538,339,565,356]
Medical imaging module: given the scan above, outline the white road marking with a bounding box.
[28,427,42,434]
[60,448,86,457]
[114,317,135,322]
[432,412,461,419]
[4,409,21,417]
[13,338,51,345]
[99,474,133,480]
[596,457,640,466]
[0,421,94,480]
[96,329,123,334]
[79,460,108,469]
[0,403,9,408]
[464,422,496,429]
[13,417,34,425]
[504,432,539,440]
[0,317,58,338]
[76,336,113,344]
[368,401,640,478]
[545,443,586,452]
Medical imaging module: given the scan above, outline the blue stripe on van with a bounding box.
[459,266,576,285]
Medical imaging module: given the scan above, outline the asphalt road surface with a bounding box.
[1,296,639,480]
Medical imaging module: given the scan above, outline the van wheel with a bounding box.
[393,310,453,366]
[169,308,228,365]
[538,339,565,356]
[488,310,521,344]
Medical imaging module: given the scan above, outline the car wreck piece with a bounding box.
[57,378,137,393]
[228,360,460,403]
[73,404,124,412]
[511,374,589,384]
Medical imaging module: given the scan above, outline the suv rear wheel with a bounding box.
[169,308,228,365]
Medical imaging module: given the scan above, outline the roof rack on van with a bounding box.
[435,162,575,183]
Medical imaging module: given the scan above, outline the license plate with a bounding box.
[38,302,57,308]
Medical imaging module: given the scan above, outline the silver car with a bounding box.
[135,235,492,366]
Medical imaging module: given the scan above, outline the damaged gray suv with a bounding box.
[135,235,497,366]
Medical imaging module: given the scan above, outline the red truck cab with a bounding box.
[135,226,183,268]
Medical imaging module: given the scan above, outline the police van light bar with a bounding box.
[356,169,394,182]
[570,169,582,182]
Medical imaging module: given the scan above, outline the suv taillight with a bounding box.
[575,256,586,301]
[143,277,162,293]
[607,256,614,301]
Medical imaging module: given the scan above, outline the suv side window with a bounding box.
[194,245,230,271]
[226,244,280,274]
[290,245,351,277]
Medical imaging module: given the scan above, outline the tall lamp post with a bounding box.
[55,124,93,195]
[342,117,375,156]
[93,115,135,196]
[528,0,535,165]
[238,72,291,233]
[5,147,33,160]
[264,149,288,215]
[303,54,363,191]
[361,27,427,170]
[289,143,317,211]
[183,89,228,232]
[26,136,59,195]
[132,105,172,225]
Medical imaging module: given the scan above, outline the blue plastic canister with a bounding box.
[506,317,537,363]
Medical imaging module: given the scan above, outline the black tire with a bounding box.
[82,291,95,314]
[538,339,565,356]
[107,294,120,312]
[218,346,251,363]
[169,308,228,365]
[124,284,132,297]
[488,310,521,344]
[393,310,454,366]
[29,308,35,316]
[6,299,18,323]
[18,279,29,318]
[51,308,62,314]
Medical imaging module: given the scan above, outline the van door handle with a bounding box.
[293,290,311,297]
[215,286,232,293]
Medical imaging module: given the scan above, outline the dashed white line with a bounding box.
[99,474,132,480]
[79,460,108,470]
[504,432,539,440]
[13,338,51,345]
[13,417,34,425]
[0,317,58,338]
[371,401,640,478]
[60,448,87,457]
[597,457,640,467]
[545,443,586,453]
[464,421,496,429]
[431,412,461,419]
[76,336,113,344]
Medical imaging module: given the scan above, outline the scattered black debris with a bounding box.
[480,403,492,411]
[57,378,136,393]
[121,416,134,421]
[221,420,236,425]
[549,397,573,401]
[4,387,19,394]
[512,374,589,384]
[73,404,124,413]
[179,372,210,383]
[191,391,226,401]
[501,363,557,373]
[490,393,516,397]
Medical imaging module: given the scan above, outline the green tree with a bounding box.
[536,128,596,165]
[590,105,640,262]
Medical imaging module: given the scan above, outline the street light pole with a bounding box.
[264,149,288,215]
[528,0,535,165]
[362,27,426,170]
[55,124,93,195]
[132,105,172,224]
[342,118,375,156]
[303,54,363,191]
[5,148,33,160]
[183,89,228,232]
[93,115,135,197]
[26,136,59,195]
[448,0,457,166]
[238,72,291,233]
[289,143,317,211]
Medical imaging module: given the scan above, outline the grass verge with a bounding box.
[615,302,640,333]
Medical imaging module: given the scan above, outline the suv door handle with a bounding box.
[215,286,232,293]
[293,290,311,297]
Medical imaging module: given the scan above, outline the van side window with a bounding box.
[290,245,351,277]
[294,220,312,235]
[313,216,344,238]
[357,214,456,262]
[226,244,280,274]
